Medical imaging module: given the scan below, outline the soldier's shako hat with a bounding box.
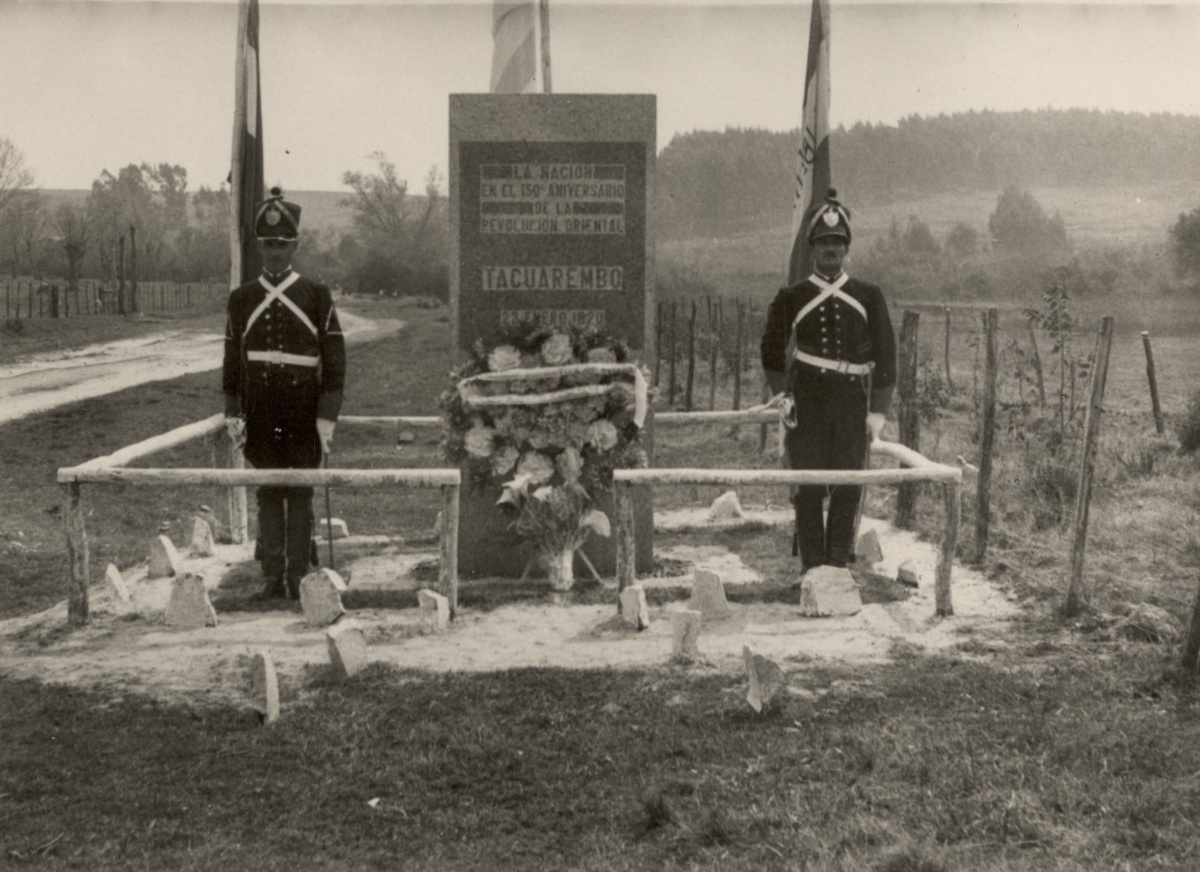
[254,186,301,241]
[804,188,852,245]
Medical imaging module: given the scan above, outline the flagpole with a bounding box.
[539,0,552,94]
[786,0,831,286]
[230,0,249,290]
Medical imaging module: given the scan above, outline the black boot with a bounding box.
[252,575,286,601]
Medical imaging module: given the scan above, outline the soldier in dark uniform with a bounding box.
[760,189,896,573]
[223,187,346,599]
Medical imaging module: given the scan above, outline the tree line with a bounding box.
[656,108,1200,238]
[0,142,448,303]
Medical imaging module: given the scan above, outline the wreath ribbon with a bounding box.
[458,363,648,428]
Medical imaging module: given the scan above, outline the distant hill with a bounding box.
[657,109,1200,238]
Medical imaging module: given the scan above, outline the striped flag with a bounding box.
[230,0,264,287]
[490,0,552,94]
[785,0,832,285]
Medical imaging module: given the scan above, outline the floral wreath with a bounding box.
[438,323,651,587]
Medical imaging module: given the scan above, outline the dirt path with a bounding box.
[0,309,403,425]
[0,508,1021,709]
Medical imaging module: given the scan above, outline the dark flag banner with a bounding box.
[490,0,551,94]
[230,0,264,286]
[786,0,831,285]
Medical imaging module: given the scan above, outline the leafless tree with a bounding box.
[0,137,35,218]
[51,202,90,308]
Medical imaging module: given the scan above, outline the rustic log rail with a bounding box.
[56,414,461,627]
[612,438,961,618]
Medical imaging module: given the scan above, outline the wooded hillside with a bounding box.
[657,109,1200,238]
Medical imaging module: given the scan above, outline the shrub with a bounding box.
[1178,388,1200,453]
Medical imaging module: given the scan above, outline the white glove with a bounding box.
[225,415,247,450]
[866,412,886,442]
[317,418,336,454]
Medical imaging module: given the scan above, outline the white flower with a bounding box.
[540,333,575,366]
[464,425,495,458]
[517,450,555,484]
[491,443,519,476]
[487,345,522,372]
[555,447,583,482]
[587,419,619,451]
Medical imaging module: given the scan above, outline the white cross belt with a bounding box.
[246,350,319,367]
[243,272,318,339]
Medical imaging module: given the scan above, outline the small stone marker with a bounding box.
[189,516,215,557]
[671,610,702,660]
[856,529,884,565]
[798,566,862,617]
[197,505,224,543]
[618,585,650,630]
[708,490,745,521]
[317,517,349,540]
[897,560,921,589]
[417,588,451,632]
[689,569,732,620]
[300,568,348,627]
[396,429,416,445]
[327,620,369,678]
[165,573,218,628]
[147,534,181,579]
[743,645,785,713]
[251,649,280,725]
[105,563,131,602]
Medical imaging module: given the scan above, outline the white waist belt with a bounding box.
[793,349,873,376]
[247,350,319,367]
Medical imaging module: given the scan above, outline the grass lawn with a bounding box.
[4,295,1200,869]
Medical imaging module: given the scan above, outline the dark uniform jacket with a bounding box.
[223,270,346,469]
[760,273,896,415]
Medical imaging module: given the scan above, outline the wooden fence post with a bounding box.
[1028,323,1046,407]
[943,306,954,393]
[216,428,249,544]
[668,300,678,408]
[936,478,960,617]
[732,299,744,412]
[895,310,922,528]
[1063,316,1114,618]
[614,482,636,610]
[708,296,719,411]
[685,299,697,411]
[62,481,90,626]
[440,484,460,618]
[1141,331,1165,436]
[653,300,663,387]
[974,308,999,563]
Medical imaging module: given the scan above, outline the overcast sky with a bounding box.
[3,0,1199,192]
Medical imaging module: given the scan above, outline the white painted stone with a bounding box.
[189,517,215,557]
[251,649,280,725]
[300,568,348,627]
[798,566,862,617]
[671,609,702,659]
[147,534,181,579]
[417,588,451,632]
[856,528,884,566]
[165,573,218,628]
[708,490,745,521]
[744,645,786,713]
[897,560,921,588]
[327,620,370,678]
[317,517,349,540]
[689,569,732,620]
[618,585,650,630]
[105,563,130,602]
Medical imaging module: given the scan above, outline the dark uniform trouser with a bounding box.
[244,372,322,591]
[256,486,315,585]
[783,375,869,570]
